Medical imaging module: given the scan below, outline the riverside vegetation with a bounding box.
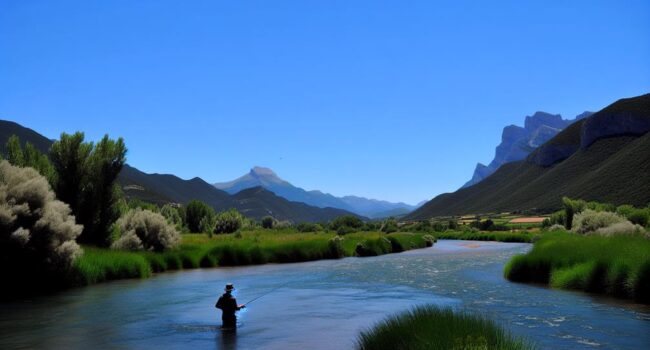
[357,305,536,350]
[505,198,650,303]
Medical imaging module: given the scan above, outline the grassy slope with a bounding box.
[357,305,536,350]
[408,133,650,219]
[71,230,431,287]
[504,232,650,302]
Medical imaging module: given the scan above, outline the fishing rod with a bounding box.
[243,281,291,306]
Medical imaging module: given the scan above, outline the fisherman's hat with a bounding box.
[225,283,235,291]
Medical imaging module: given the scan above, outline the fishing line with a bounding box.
[243,281,292,306]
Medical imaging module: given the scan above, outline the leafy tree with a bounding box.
[330,215,364,232]
[160,204,183,227]
[50,132,126,246]
[199,213,217,236]
[261,216,275,229]
[214,208,244,234]
[448,220,458,230]
[184,200,215,233]
[381,218,399,233]
[3,135,56,184]
[562,197,586,230]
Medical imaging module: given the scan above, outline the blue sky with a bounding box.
[1,0,649,204]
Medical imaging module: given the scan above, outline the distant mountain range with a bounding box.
[214,167,419,218]
[408,94,650,219]
[0,120,359,223]
[462,111,593,188]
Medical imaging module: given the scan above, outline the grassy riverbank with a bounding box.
[70,230,433,286]
[434,230,538,243]
[357,305,536,350]
[504,232,650,303]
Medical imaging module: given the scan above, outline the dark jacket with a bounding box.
[216,292,241,327]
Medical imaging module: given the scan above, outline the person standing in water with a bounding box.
[215,283,245,329]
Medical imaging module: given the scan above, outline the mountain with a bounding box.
[214,166,417,218]
[407,94,650,220]
[0,120,360,223]
[462,111,593,188]
[231,187,360,223]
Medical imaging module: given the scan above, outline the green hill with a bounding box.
[0,120,360,223]
[407,94,650,220]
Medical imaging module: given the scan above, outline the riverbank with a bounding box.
[504,232,650,303]
[70,230,434,287]
[434,230,538,243]
[357,305,536,350]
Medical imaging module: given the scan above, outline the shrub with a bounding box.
[562,197,586,230]
[184,200,215,233]
[0,161,83,294]
[572,209,627,234]
[330,215,364,231]
[160,204,183,227]
[547,224,566,231]
[327,236,345,258]
[381,218,399,233]
[199,214,216,236]
[626,208,650,227]
[261,216,275,229]
[594,222,645,236]
[296,222,322,232]
[214,208,244,234]
[111,208,180,252]
[422,234,436,247]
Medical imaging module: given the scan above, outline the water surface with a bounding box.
[1,240,648,349]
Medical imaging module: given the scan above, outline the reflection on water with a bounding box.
[0,240,648,349]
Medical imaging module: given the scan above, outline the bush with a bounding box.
[214,208,244,234]
[572,209,627,234]
[380,218,398,233]
[160,204,183,227]
[562,197,586,230]
[184,200,215,233]
[626,208,650,227]
[594,222,645,236]
[261,216,275,229]
[357,305,536,350]
[422,234,436,247]
[0,161,83,294]
[330,215,364,231]
[296,222,322,232]
[547,224,566,231]
[111,208,180,252]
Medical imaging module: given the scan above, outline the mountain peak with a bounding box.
[250,166,278,177]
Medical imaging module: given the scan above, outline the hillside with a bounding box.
[0,120,360,223]
[231,187,362,222]
[215,166,417,218]
[407,94,650,219]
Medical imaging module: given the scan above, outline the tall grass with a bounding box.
[69,231,431,287]
[435,230,538,243]
[357,305,536,350]
[504,232,650,302]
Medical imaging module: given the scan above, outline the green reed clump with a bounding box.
[357,305,536,350]
[436,231,537,243]
[72,247,151,285]
[504,232,650,302]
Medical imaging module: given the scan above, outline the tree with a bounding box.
[50,132,127,246]
[562,197,586,230]
[261,216,275,229]
[330,215,364,231]
[184,200,215,233]
[3,135,56,185]
[0,161,83,295]
[161,204,183,228]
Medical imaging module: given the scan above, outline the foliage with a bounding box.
[184,200,215,233]
[572,209,627,234]
[380,218,398,233]
[199,213,216,236]
[594,221,645,236]
[562,197,586,230]
[357,305,536,350]
[0,161,83,296]
[50,132,127,246]
[330,215,364,232]
[3,135,57,185]
[435,230,537,243]
[214,208,244,234]
[111,208,180,252]
[261,215,275,229]
[160,204,183,227]
[296,222,322,232]
[504,232,650,302]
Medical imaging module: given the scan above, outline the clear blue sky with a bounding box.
[1,0,649,204]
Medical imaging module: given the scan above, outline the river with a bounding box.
[1,240,648,349]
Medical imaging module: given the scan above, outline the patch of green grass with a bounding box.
[504,232,650,302]
[435,230,538,243]
[70,230,432,287]
[357,305,536,350]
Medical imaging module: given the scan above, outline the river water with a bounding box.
[1,240,649,349]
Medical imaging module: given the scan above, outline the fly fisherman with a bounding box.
[215,283,245,330]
